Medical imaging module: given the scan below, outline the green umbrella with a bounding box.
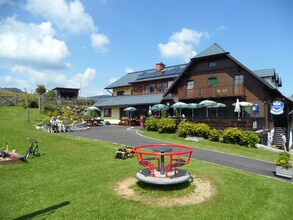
[187,103,201,118]
[171,102,188,117]
[199,100,217,117]
[208,103,226,117]
[151,104,169,117]
[124,107,137,119]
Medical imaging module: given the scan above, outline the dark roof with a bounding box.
[53,87,79,91]
[133,64,186,83]
[192,43,228,59]
[93,93,164,107]
[253,68,276,78]
[105,71,142,89]
[105,64,186,89]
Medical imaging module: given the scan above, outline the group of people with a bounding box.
[48,116,66,133]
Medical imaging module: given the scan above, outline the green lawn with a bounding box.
[138,130,278,162]
[0,106,292,220]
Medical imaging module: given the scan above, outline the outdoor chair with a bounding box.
[165,147,191,177]
[136,153,157,176]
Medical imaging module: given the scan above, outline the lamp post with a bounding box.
[24,88,30,122]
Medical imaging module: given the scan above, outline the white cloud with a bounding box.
[25,0,96,34]
[0,16,70,69]
[67,67,96,88]
[124,67,134,73]
[158,28,209,61]
[2,65,97,95]
[91,33,110,53]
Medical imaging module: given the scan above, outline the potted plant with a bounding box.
[275,151,292,179]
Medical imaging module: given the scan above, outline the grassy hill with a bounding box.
[0,106,292,219]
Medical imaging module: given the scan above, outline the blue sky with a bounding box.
[0,0,292,97]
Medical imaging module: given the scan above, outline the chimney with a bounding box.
[156,62,165,72]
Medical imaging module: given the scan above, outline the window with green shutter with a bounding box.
[208,77,218,86]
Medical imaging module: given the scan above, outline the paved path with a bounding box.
[64,125,292,183]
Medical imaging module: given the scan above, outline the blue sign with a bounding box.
[270,101,284,115]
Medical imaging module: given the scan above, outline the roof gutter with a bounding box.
[106,89,113,95]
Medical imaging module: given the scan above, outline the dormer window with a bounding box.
[208,62,217,67]
[117,91,125,96]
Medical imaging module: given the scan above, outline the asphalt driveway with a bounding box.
[64,125,292,183]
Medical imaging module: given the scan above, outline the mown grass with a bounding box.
[138,130,278,162]
[0,106,292,220]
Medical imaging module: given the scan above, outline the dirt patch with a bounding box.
[114,175,215,207]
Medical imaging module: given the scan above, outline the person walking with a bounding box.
[281,133,287,151]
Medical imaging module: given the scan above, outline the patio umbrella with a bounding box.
[187,103,201,118]
[124,107,137,119]
[234,99,241,117]
[171,102,188,117]
[148,106,152,116]
[86,106,100,111]
[239,101,253,107]
[208,103,226,117]
[86,106,101,118]
[199,100,218,117]
[151,104,169,117]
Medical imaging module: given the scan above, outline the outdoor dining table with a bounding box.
[153,146,172,174]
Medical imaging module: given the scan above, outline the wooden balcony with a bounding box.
[178,84,246,99]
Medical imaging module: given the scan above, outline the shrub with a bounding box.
[209,128,220,142]
[239,130,260,148]
[178,121,194,137]
[157,118,176,133]
[145,117,159,131]
[222,127,242,144]
[193,123,211,139]
[275,152,292,168]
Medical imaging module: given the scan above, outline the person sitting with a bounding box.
[48,116,57,133]
[56,117,65,132]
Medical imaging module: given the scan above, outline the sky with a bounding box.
[0,0,292,97]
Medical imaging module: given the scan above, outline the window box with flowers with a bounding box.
[275,152,292,179]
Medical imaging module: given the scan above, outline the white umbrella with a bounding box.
[239,101,253,107]
[86,106,101,118]
[148,106,152,116]
[171,102,188,117]
[187,103,201,118]
[234,99,241,117]
[87,106,100,111]
[199,100,217,117]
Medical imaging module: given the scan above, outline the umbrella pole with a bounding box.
[206,107,208,117]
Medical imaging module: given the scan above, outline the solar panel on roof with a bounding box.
[136,64,186,80]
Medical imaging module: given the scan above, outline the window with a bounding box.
[104,108,112,117]
[208,77,218,86]
[145,84,154,93]
[134,86,142,94]
[156,82,168,92]
[187,80,194,89]
[209,62,217,67]
[117,91,124,96]
[235,75,244,84]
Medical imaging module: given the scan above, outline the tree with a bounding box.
[46,89,56,99]
[35,85,46,112]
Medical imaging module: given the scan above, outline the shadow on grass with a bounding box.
[136,177,193,192]
[14,201,70,220]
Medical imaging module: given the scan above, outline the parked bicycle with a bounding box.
[24,138,42,159]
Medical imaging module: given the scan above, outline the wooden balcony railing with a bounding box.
[131,89,166,95]
[178,84,246,99]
